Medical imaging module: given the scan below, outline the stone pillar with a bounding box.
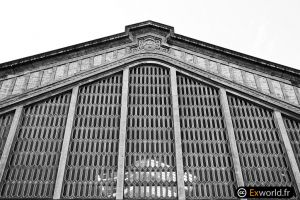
[0,106,23,182]
[219,88,245,187]
[53,86,79,199]
[274,111,300,193]
[170,67,185,200]
[116,67,129,200]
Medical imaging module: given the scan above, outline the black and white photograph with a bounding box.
[0,1,299,199]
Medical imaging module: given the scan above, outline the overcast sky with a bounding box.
[1,0,299,70]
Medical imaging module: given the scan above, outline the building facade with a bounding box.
[0,21,300,199]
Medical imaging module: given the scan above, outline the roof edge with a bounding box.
[0,32,128,69]
[125,20,174,34]
[172,33,300,77]
[1,20,299,78]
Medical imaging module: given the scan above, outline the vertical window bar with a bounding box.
[228,94,299,198]
[53,87,79,199]
[0,92,71,199]
[116,68,129,200]
[0,107,22,183]
[170,67,185,200]
[219,88,244,187]
[177,74,237,199]
[274,111,300,194]
[61,73,122,199]
[124,65,177,199]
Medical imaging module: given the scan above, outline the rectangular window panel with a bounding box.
[124,65,177,199]
[228,94,299,197]
[61,73,123,199]
[0,92,71,198]
[177,73,237,199]
[0,111,14,158]
[283,116,300,170]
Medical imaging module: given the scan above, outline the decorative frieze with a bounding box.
[11,76,25,95]
[105,51,114,62]
[81,58,90,70]
[282,84,298,104]
[94,54,103,66]
[257,76,270,94]
[220,64,231,80]
[41,68,53,85]
[232,68,244,84]
[185,53,194,64]
[209,61,219,74]
[55,65,66,80]
[67,61,80,76]
[173,49,182,60]
[117,48,126,59]
[195,56,206,70]
[27,71,40,89]
[1,42,300,109]
[271,80,284,99]
[244,72,257,89]
[0,79,13,99]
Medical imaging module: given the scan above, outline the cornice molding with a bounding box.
[1,53,300,118]
[2,38,299,108]
[1,20,299,81]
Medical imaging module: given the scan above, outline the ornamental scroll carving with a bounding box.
[130,37,169,53]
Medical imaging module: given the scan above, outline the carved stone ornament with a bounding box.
[130,37,169,53]
[139,38,160,51]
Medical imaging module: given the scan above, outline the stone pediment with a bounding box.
[0,21,300,115]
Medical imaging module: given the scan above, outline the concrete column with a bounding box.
[219,88,245,187]
[170,67,185,200]
[274,111,300,193]
[116,68,129,200]
[53,86,79,199]
[0,106,23,182]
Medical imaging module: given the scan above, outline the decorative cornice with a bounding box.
[1,20,299,81]
[1,53,300,118]
[1,42,300,108]
[171,33,300,79]
[130,35,169,53]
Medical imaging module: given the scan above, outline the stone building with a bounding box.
[0,21,300,200]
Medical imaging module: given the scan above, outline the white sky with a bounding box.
[0,0,300,70]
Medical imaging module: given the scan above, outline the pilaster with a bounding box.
[274,111,300,193]
[219,88,245,187]
[0,106,23,182]
[170,67,185,200]
[53,86,79,199]
[116,67,129,200]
